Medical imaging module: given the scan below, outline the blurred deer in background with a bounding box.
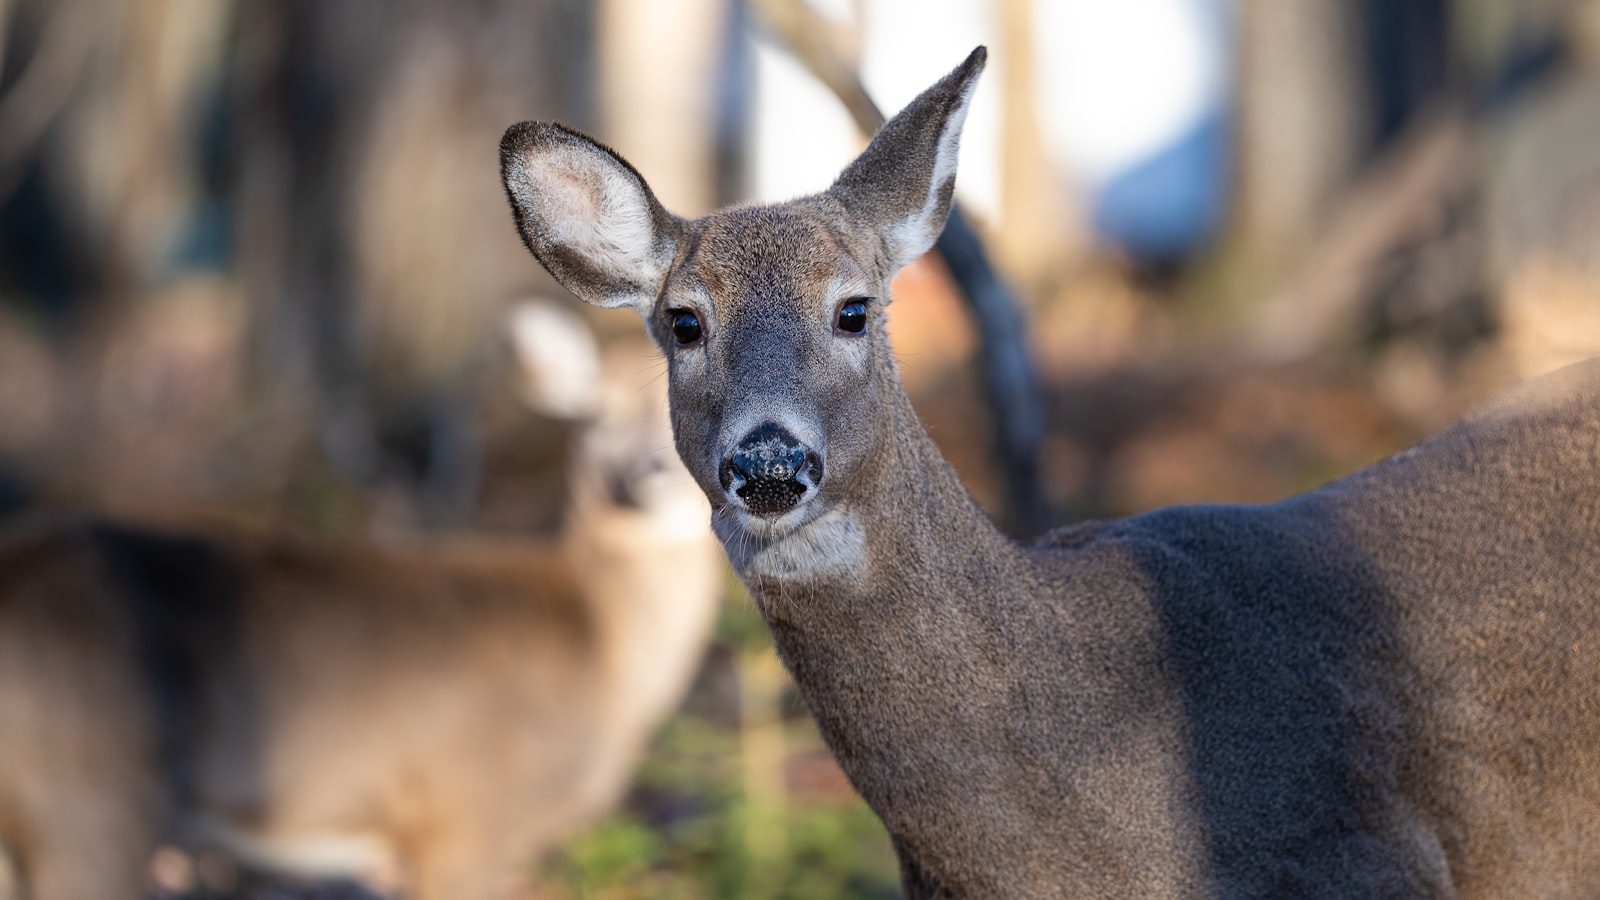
[0,302,724,900]
[502,47,1600,898]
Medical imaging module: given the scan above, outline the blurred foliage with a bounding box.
[537,728,899,899]
[532,598,901,900]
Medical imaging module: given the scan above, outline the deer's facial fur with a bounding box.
[502,48,987,581]
[716,506,867,590]
[649,205,887,550]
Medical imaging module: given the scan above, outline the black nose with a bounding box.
[720,424,821,516]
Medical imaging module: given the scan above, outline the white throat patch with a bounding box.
[717,508,866,583]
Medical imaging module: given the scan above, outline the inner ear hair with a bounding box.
[828,46,986,275]
[500,122,683,313]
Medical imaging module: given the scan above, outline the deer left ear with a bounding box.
[501,122,683,315]
[827,46,986,275]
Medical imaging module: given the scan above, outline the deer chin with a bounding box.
[713,504,865,584]
[713,495,818,544]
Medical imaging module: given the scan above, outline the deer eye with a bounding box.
[836,298,869,334]
[669,309,702,345]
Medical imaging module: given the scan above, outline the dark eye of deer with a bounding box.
[670,309,702,345]
[836,299,868,334]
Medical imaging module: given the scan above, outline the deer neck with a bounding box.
[720,386,1198,889]
[726,381,1040,741]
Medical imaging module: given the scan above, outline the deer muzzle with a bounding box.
[720,423,822,517]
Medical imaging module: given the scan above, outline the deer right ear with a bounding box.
[500,122,683,314]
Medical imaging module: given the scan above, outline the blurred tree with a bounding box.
[995,0,1083,290]
[1233,0,1371,289]
[224,0,602,526]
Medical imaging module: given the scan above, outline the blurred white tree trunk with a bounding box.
[995,0,1083,290]
[1234,0,1367,282]
[597,0,726,217]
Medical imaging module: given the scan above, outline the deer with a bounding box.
[0,301,724,900]
[500,46,1600,898]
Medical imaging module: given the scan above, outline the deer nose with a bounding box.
[720,423,822,516]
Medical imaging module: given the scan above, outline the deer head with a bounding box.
[501,48,985,566]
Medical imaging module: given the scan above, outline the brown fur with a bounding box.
[503,46,1600,898]
[0,336,722,899]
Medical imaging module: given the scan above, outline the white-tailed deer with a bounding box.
[0,302,723,899]
[501,47,1600,897]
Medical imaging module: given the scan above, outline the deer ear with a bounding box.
[501,122,683,314]
[829,46,986,275]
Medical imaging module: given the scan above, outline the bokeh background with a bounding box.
[3,0,1600,896]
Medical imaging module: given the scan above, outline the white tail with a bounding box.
[502,47,1600,897]
[0,301,722,899]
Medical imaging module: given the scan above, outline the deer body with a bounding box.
[744,370,1600,897]
[0,319,723,899]
[502,47,1600,897]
